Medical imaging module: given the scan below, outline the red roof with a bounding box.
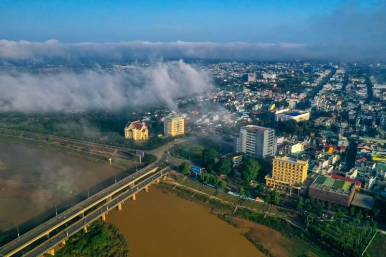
[340,146,347,150]
[331,174,361,186]
[356,157,367,162]
[132,121,144,130]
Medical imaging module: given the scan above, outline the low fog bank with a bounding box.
[1,40,385,63]
[0,60,213,113]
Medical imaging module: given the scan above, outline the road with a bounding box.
[23,170,170,257]
[0,151,170,257]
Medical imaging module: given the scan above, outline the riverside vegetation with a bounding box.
[50,221,129,257]
[161,174,379,257]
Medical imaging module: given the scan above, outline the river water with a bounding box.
[107,186,264,257]
[0,140,120,232]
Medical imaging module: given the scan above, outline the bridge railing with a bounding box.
[0,164,160,254]
[22,169,170,257]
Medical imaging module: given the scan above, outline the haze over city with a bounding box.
[1,1,386,257]
[0,0,385,61]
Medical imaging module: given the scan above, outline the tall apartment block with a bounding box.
[265,156,309,191]
[164,115,184,137]
[234,125,276,158]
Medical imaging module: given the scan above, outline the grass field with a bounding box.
[216,191,240,204]
[366,232,386,257]
[181,178,203,191]
[241,200,269,212]
[170,140,220,160]
[200,185,217,195]
[175,174,185,183]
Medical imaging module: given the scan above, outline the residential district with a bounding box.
[122,61,386,212]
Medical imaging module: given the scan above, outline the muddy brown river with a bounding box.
[107,187,264,257]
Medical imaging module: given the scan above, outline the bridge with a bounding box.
[0,164,171,257]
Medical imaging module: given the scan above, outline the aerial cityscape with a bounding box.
[0,1,385,257]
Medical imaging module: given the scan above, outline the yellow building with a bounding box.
[265,156,308,191]
[164,115,184,136]
[124,120,148,140]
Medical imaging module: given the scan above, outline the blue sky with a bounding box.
[0,0,379,43]
[0,0,384,61]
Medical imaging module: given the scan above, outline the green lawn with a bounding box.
[241,200,269,212]
[216,191,240,204]
[200,186,217,195]
[170,140,220,160]
[181,178,203,191]
[367,232,386,257]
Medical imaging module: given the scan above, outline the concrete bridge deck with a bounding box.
[25,169,170,257]
[0,163,169,257]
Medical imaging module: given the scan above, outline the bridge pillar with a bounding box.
[47,248,55,256]
[132,194,136,200]
[117,202,123,211]
[62,239,66,245]
[145,185,149,192]
[156,178,160,183]
[101,213,106,221]
[83,226,88,233]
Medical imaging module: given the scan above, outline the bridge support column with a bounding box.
[62,239,66,245]
[145,185,149,192]
[101,213,106,221]
[83,226,88,233]
[156,178,160,183]
[47,248,55,256]
[132,194,136,200]
[117,202,123,211]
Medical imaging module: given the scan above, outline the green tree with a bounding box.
[217,158,233,175]
[296,197,304,211]
[270,190,280,204]
[242,159,261,181]
[350,206,356,216]
[219,180,227,189]
[202,148,218,166]
[265,193,271,203]
[179,162,190,175]
[373,208,380,218]
[356,209,363,219]
[239,186,245,195]
[256,184,264,193]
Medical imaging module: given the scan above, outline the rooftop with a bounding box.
[351,193,375,209]
[310,175,355,195]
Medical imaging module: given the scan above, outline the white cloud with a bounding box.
[0,60,213,113]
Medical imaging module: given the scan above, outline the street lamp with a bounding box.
[17,225,20,237]
[55,205,58,216]
[65,224,68,237]
[87,188,90,198]
[115,175,117,183]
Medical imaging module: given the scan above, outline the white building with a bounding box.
[262,73,277,80]
[275,108,310,122]
[235,125,277,158]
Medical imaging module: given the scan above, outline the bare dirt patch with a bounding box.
[232,217,317,257]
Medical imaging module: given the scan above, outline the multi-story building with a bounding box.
[235,125,276,158]
[265,156,309,191]
[275,108,310,122]
[164,115,184,137]
[308,176,355,207]
[124,120,148,140]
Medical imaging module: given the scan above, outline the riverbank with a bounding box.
[106,185,265,257]
[158,177,330,257]
[0,138,129,244]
